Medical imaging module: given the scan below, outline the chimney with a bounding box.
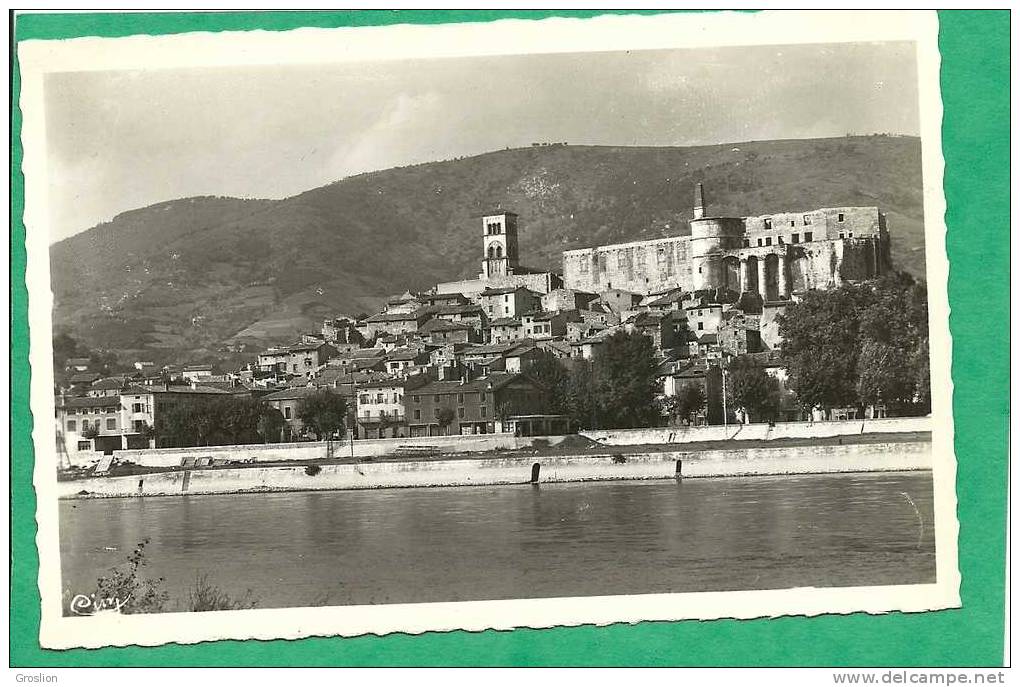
[693,182,706,219]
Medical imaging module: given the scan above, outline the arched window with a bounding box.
[488,245,497,258]
[496,245,503,258]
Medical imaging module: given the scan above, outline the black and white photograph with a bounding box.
[19,10,959,648]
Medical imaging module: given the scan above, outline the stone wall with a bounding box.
[60,440,931,499]
[581,415,931,446]
[563,236,694,295]
[86,433,567,469]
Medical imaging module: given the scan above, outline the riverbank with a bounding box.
[59,439,931,499]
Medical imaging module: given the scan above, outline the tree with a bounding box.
[726,355,783,423]
[524,350,571,415]
[664,383,706,425]
[297,390,348,441]
[856,340,913,410]
[436,407,456,435]
[594,330,660,428]
[256,407,285,444]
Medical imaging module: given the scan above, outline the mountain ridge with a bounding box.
[50,135,926,365]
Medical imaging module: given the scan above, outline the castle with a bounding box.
[562,183,891,300]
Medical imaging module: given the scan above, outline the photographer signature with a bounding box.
[69,593,130,615]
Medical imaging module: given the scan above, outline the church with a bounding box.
[435,209,562,297]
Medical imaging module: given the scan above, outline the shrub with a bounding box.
[186,574,259,612]
[612,453,627,464]
[304,464,322,476]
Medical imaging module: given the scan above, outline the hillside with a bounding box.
[50,135,926,363]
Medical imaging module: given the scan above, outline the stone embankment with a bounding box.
[60,439,931,499]
[80,416,930,469]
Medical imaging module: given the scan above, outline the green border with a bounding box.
[10,10,1009,667]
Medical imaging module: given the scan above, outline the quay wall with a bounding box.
[100,432,559,469]
[60,440,931,499]
[581,416,931,446]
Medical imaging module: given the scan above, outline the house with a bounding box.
[133,361,155,372]
[382,291,421,314]
[521,310,576,340]
[284,342,339,377]
[59,384,236,453]
[478,285,540,320]
[86,376,131,398]
[357,309,430,339]
[404,373,544,437]
[626,310,685,352]
[718,317,764,356]
[64,357,92,373]
[355,374,429,439]
[417,292,469,309]
[429,303,487,329]
[55,394,129,456]
[419,318,477,344]
[658,360,724,425]
[683,301,725,336]
[596,288,643,315]
[261,386,343,441]
[487,317,526,344]
[383,347,430,375]
[181,364,214,382]
[504,343,545,374]
[541,288,598,313]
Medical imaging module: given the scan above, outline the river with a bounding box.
[59,471,936,611]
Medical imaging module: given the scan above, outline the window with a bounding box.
[133,420,145,432]
[414,409,421,420]
[790,220,795,227]
[376,393,383,403]
[106,418,116,430]
[132,402,145,413]
[804,231,813,242]
[433,408,440,418]
[764,218,772,229]
[66,420,76,432]
[848,232,854,238]
[698,322,704,331]
[67,408,77,415]
[458,393,464,403]
[433,395,440,403]
[765,237,772,246]
[839,233,844,239]
[480,392,487,402]
[792,233,800,244]
[78,441,92,451]
[480,407,487,418]
[458,407,465,419]
[364,410,370,418]
[284,407,292,420]
[292,364,297,372]
[756,238,763,247]
[359,394,369,404]
[803,215,812,225]
[743,239,750,248]
[838,213,845,222]
[778,236,784,245]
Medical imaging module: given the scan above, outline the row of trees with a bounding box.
[156,391,348,448]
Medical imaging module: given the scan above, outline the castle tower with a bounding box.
[693,182,706,219]
[688,183,744,291]
[481,209,520,280]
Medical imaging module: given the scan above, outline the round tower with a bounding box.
[688,183,744,291]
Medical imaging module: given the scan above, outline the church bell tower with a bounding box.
[481,209,520,280]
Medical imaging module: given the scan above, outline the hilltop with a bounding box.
[50,135,926,363]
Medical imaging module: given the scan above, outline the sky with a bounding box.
[44,41,919,242]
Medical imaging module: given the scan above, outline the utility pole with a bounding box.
[722,368,728,430]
